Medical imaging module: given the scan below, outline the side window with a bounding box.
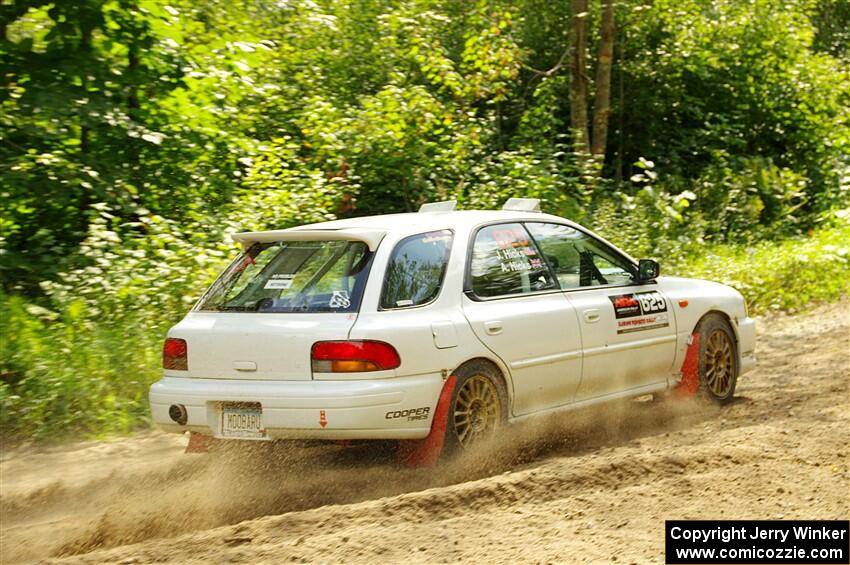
[470,223,557,298]
[381,230,453,309]
[525,223,635,288]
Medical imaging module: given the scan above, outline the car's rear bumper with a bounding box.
[149,373,444,440]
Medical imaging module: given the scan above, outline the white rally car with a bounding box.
[150,199,756,463]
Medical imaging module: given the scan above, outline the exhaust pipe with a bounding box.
[169,404,188,425]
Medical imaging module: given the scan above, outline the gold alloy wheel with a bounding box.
[705,329,735,396]
[453,375,501,447]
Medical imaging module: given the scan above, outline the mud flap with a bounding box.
[397,375,456,467]
[674,333,700,398]
[185,431,216,453]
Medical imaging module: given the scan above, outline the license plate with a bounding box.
[221,403,265,439]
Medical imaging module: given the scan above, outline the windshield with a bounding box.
[197,240,373,313]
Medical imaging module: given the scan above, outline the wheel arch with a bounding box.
[690,308,740,403]
[692,309,745,376]
[693,309,740,345]
[450,356,513,412]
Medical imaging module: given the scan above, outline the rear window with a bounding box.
[381,230,453,309]
[197,240,373,313]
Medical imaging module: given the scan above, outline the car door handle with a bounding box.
[583,309,601,323]
[484,321,503,335]
[233,361,258,372]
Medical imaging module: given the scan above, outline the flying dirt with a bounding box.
[1,301,848,564]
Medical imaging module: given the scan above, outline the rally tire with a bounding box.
[443,361,508,455]
[696,314,739,404]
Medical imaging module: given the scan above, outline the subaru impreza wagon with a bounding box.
[150,199,756,464]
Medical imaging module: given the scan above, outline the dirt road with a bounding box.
[1,302,848,564]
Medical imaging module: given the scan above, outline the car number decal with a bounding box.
[609,291,670,334]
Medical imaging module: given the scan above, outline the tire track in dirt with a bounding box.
[1,398,704,561]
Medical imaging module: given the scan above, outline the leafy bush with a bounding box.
[38,207,227,329]
[0,293,158,441]
[672,220,850,313]
[0,205,232,442]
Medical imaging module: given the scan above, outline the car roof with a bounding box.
[293,209,573,233]
[234,210,577,251]
[232,209,636,263]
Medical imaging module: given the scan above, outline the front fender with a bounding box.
[658,276,755,380]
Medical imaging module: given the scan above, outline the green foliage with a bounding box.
[0,292,159,441]
[617,0,850,218]
[674,220,850,313]
[39,205,231,328]
[812,0,850,58]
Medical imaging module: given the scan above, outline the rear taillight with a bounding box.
[163,338,188,370]
[311,340,401,373]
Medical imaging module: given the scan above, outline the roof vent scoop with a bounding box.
[418,200,457,213]
[502,198,541,212]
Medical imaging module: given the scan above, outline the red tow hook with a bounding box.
[397,375,457,467]
[675,333,700,397]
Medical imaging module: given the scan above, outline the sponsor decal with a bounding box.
[386,406,431,422]
[328,290,351,308]
[611,294,641,318]
[264,273,294,290]
[610,291,670,334]
[617,313,670,334]
[492,227,530,250]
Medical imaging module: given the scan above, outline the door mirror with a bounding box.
[637,259,660,282]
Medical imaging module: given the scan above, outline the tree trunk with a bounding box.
[591,0,615,158]
[569,0,590,154]
[615,26,625,185]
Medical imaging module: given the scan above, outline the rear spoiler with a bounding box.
[231,228,386,251]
